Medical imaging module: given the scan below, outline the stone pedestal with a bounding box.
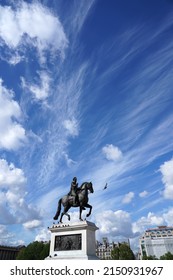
[46,220,99,260]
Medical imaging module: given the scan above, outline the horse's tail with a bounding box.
[53,198,62,220]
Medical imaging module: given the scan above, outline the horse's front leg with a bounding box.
[85,204,92,217]
[60,212,64,223]
[60,212,70,223]
[60,205,71,223]
[64,212,70,221]
[79,206,83,221]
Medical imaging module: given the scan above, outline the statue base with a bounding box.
[45,220,99,260]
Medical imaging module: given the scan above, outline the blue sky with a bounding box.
[0,0,173,252]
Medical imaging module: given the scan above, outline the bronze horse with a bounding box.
[53,182,94,223]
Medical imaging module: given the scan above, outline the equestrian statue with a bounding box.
[53,177,94,223]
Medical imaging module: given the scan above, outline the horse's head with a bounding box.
[87,182,94,193]
[79,181,94,194]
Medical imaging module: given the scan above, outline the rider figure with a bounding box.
[70,177,79,205]
[70,177,85,210]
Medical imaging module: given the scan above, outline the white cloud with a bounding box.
[0,224,8,235]
[0,158,41,225]
[132,212,165,234]
[122,192,134,204]
[163,208,173,225]
[0,2,68,62]
[35,228,50,242]
[0,158,26,188]
[21,71,51,100]
[131,208,173,251]
[160,158,173,199]
[0,51,24,65]
[102,144,122,161]
[95,207,173,252]
[139,190,148,198]
[23,219,42,230]
[0,224,14,244]
[0,79,26,150]
[0,224,25,245]
[95,210,134,239]
[63,118,79,137]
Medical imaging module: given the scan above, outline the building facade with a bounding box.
[96,237,130,259]
[0,245,24,260]
[139,226,173,259]
[96,237,113,259]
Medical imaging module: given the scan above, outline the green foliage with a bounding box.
[142,255,158,260]
[160,251,173,260]
[111,243,135,260]
[111,246,119,260]
[142,252,173,260]
[17,241,50,260]
[40,243,50,259]
[120,243,135,260]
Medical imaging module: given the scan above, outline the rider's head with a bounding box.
[73,177,77,182]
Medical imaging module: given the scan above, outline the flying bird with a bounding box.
[103,183,108,190]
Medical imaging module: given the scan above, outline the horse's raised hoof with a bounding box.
[86,213,90,217]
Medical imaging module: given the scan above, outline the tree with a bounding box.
[40,243,50,259]
[111,243,135,260]
[111,246,119,260]
[17,241,50,260]
[119,243,135,260]
[160,252,173,260]
[142,255,158,260]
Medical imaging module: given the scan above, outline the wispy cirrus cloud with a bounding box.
[72,0,95,33]
[19,62,89,192]
[67,19,173,195]
[62,0,95,39]
[84,23,173,192]
[87,18,173,149]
